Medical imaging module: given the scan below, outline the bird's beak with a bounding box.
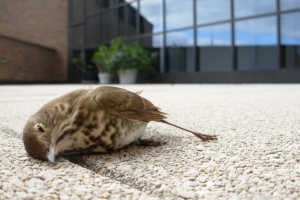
[46,145,56,163]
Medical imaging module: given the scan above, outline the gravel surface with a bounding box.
[0,131,158,200]
[1,84,300,199]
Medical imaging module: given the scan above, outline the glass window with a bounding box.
[166,29,194,72]
[166,30,194,48]
[281,12,300,68]
[197,24,231,72]
[197,24,231,46]
[128,2,137,27]
[100,10,117,42]
[118,2,138,38]
[72,25,84,49]
[235,17,277,45]
[197,0,230,25]
[140,0,163,34]
[86,0,100,16]
[141,34,163,48]
[140,34,164,73]
[234,0,276,18]
[118,6,125,19]
[101,0,113,9]
[235,17,277,70]
[85,0,118,17]
[86,15,100,46]
[281,12,300,45]
[86,0,113,13]
[280,0,300,11]
[71,0,84,22]
[166,0,193,31]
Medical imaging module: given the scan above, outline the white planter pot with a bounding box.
[118,68,138,84]
[98,72,111,84]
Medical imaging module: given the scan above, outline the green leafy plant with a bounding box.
[92,37,157,75]
[92,45,113,73]
[70,56,93,72]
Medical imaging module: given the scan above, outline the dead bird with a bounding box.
[23,86,217,162]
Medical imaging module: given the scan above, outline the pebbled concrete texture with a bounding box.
[0,84,300,199]
[0,131,158,200]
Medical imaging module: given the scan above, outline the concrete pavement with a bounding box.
[0,84,300,199]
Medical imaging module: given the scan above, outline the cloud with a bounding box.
[133,0,300,45]
[165,1,193,30]
[197,23,231,46]
[140,0,163,32]
[234,16,277,45]
[281,0,300,10]
[281,12,300,44]
[166,30,194,46]
[196,0,230,24]
[234,0,276,18]
[197,38,231,46]
[235,16,276,34]
[152,34,163,47]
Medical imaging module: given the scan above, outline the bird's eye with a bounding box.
[37,125,45,132]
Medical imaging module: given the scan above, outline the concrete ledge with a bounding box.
[147,69,300,83]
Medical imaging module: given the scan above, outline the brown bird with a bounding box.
[23,86,217,163]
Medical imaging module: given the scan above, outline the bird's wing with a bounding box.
[91,86,167,122]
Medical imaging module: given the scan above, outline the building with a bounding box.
[69,0,300,83]
[1,0,299,83]
[0,0,68,83]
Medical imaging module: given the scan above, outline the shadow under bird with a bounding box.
[23,86,217,163]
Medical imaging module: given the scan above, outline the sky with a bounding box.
[131,0,300,47]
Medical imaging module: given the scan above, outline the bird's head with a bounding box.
[23,115,56,163]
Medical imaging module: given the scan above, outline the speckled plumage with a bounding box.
[23,86,216,163]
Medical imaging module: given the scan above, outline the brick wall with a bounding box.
[0,35,56,82]
[0,0,68,82]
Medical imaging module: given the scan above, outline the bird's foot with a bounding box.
[193,132,217,141]
[139,138,168,146]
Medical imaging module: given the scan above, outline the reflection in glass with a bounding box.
[166,29,194,72]
[197,24,231,71]
[141,34,163,48]
[235,17,277,45]
[72,0,84,22]
[86,15,100,46]
[101,0,113,9]
[235,17,277,70]
[280,0,300,11]
[118,2,138,38]
[234,0,276,18]
[166,0,193,31]
[72,25,84,49]
[128,2,137,28]
[166,30,193,46]
[281,12,300,68]
[86,0,113,15]
[140,0,163,34]
[197,24,231,46]
[140,34,164,73]
[197,0,230,25]
[100,10,117,42]
[86,0,100,16]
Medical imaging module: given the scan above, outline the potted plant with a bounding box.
[70,56,98,83]
[109,37,156,84]
[92,45,112,84]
